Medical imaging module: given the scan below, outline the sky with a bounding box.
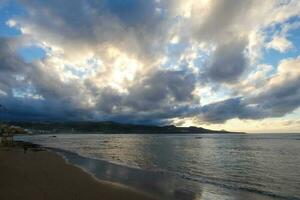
[0,0,300,133]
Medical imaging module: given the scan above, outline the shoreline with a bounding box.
[10,135,298,200]
[0,141,157,200]
[11,139,203,200]
[48,148,153,196]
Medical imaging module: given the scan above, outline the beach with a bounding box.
[0,142,156,200]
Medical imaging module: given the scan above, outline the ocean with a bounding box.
[17,133,300,200]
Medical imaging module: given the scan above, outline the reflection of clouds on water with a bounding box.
[54,136,201,200]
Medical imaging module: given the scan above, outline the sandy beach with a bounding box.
[0,142,156,200]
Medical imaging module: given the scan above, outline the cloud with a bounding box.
[0,37,93,120]
[267,36,293,52]
[15,0,171,64]
[1,0,300,129]
[198,98,266,123]
[0,38,29,95]
[250,56,300,117]
[190,0,255,42]
[198,56,300,123]
[91,69,200,123]
[206,37,249,83]
[266,20,300,53]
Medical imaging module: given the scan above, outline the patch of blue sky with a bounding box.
[262,48,299,67]
[161,58,178,70]
[18,46,46,63]
[12,87,43,100]
[64,58,102,79]
[263,16,300,39]
[162,42,211,71]
[0,0,26,37]
[64,64,87,78]
[262,18,300,67]
[166,42,189,58]
[200,86,233,106]
[193,49,210,69]
[161,42,188,70]
[288,25,300,51]
[284,16,300,28]
[102,0,166,27]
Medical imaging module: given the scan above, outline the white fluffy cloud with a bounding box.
[267,36,293,52]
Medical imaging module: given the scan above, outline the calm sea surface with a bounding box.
[17,133,300,200]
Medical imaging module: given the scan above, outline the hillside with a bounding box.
[6,121,243,134]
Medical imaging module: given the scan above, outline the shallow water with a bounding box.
[17,133,300,200]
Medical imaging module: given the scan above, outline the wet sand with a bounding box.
[0,142,156,200]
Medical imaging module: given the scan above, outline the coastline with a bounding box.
[0,141,157,200]
[7,134,299,200]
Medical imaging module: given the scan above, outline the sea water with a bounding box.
[17,133,300,200]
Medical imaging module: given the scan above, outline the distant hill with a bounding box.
[6,121,244,134]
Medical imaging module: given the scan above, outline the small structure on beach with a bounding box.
[1,125,14,145]
[1,131,14,145]
[0,125,27,146]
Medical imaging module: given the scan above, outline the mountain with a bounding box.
[6,121,244,134]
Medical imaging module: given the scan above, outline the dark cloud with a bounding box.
[0,38,92,121]
[125,70,197,110]
[0,38,29,95]
[192,0,254,42]
[28,63,84,107]
[206,38,249,83]
[250,75,300,118]
[101,0,161,27]
[199,73,300,123]
[199,98,265,123]
[18,0,169,61]
[189,0,256,85]
[91,70,200,123]
[0,95,90,121]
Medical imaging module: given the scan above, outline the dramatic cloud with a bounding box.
[1,0,300,131]
[198,98,263,123]
[0,38,91,120]
[206,37,249,83]
[0,38,33,97]
[15,0,171,63]
[91,69,199,122]
[199,56,300,123]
